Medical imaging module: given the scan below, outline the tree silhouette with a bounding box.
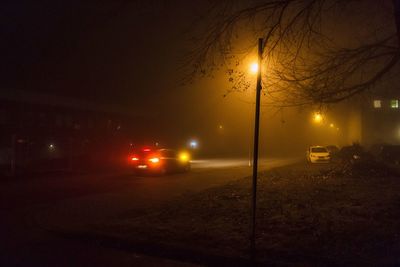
[184,0,400,106]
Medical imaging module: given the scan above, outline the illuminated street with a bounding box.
[0,157,298,267]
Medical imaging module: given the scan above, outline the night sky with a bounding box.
[1,1,260,153]
[1,1,200,107]
[2,0,382,155]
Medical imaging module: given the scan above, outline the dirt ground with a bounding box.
[92,162,400,266]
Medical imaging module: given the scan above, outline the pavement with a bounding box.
[1,157,299,267]
[39,157,299,230]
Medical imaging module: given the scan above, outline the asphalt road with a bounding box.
[0,157,299,267]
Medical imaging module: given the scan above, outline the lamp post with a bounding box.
[250,38,263,258]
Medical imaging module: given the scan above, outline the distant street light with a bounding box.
[329,123,335,128]
[189,140,198,149]
[313,112,323,123]
[49,143,55,151]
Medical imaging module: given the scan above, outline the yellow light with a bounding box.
[149,157,160,163]
[313,112,323,123]
[250,62,259,74]
[179,152,190,162]
[329,123,334,128]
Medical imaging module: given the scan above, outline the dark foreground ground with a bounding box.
[2,159,400,266]
[0,158,295,267]
[77,162,400,266]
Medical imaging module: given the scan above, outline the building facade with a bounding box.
[361,97,400,146]
[0,90,157,173]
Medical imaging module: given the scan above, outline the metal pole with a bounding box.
[248,104,253,167]
[250,38,263,257]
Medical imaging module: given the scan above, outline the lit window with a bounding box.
[373,100,381,108]
[390,99,399,108]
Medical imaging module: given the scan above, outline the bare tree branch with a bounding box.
[184,0,400,107]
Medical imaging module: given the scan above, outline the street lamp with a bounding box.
[189,140,198,149]
[250,38,263,259]
[313,112,323,123]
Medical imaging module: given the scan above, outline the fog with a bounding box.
[155,75,345,158]
[0,1,367,162]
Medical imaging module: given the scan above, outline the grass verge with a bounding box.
[83,162,400,266]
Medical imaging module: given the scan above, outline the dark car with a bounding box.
[129,148,191,174]
[325,145,339,156]
[373,144,400,164]
[326,145,340,161]
[339,144,372,164]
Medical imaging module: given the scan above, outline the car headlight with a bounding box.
[179,152,190,162]
[149,157,160,163]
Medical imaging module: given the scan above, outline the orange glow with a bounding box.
[313,112,323,123]
[250,62,259,74]
[143,148,151,152]
[149,157,160,163]
[131,157,139,161]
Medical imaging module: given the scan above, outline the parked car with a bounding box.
[339,144,372,164]
[326,145,340,158]
[306,146,331,163]
[373,144,400,164]
[129,148,191,174]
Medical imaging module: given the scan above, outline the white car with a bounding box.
[307,146,331,163]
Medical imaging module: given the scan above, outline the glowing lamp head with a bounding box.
[313,112,323,123]
[250,62,259,74]
[329,123,334,128]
